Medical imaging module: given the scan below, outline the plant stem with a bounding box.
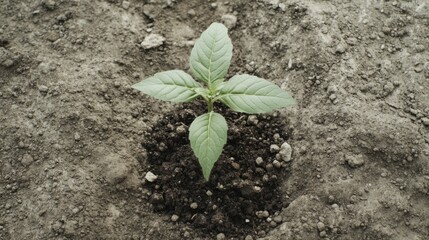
[208,98,214,112]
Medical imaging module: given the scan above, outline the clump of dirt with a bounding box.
[142,101,293,237]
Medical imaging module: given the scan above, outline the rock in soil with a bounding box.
[21,154,34,166]
[221,14,238,29]
[145,171,158,182]
[141,34,165,49]
[278,142,292,162]
[345,154,365,168]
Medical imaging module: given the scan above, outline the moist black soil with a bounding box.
[142,101,293,237]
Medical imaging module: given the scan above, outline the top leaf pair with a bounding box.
[132,22,295,181]
[133,22,295,113]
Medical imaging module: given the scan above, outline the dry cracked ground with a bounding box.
[1,0,429,239]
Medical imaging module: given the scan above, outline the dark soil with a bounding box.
[143,101,292,237]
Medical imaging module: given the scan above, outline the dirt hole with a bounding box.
[141,101,293,237]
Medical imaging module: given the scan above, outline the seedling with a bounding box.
[132,23,295,181]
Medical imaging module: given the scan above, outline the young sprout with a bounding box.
[132,23,295,181]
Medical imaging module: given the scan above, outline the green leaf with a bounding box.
[217,74,296,113]
[190,22,233,87]
[131,70,201,103]
[189,112,228,181]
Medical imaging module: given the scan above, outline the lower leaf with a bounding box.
[188,112,228,181]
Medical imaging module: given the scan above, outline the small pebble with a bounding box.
[141,34,165,50]
[145,171,158,182]
[171,214,179,222]
[149,193,164,204]
[273,216,283,223]
[415,44,425,53]
[317,222,325,231]
[327,85,338,94]
[253,186,262,193]
[122,1,130,9]
[221,14,237,29]
[176,125,186,134]
[345,154,365,168]
[216,233,225,240]
[231,162,240,170]
[247,115,258,125]
[38,85,48,93]
[255,157,264,166]
[258,230,266,237]
[21,154,34,166]
[190,202,198,209]
[256,210,269,218]
[270,144,280,153]
[421,118,429,126]
[273,133,281,141]
[279,142,292,162]
[42,0,56,10]
[187,9,196,17]
[335,43,347,53]
[74,132,81,141]
[46,31,60,42]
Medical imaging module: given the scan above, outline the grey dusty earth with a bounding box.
[1,0,429,240]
